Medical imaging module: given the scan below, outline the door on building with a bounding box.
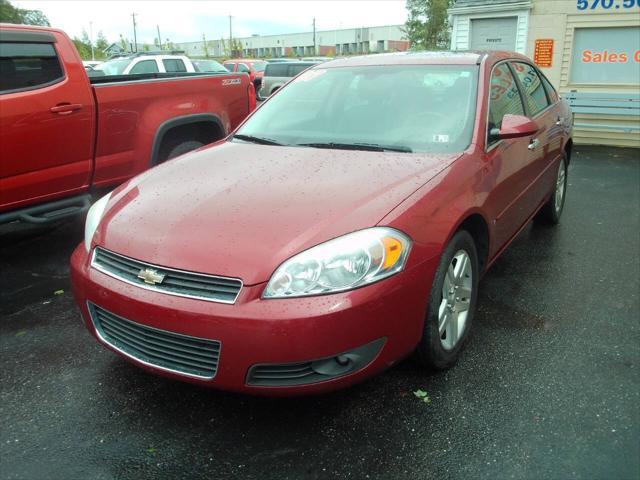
[470,17,517,51]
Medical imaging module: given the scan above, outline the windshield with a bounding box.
[194,60,227,73]
[235,65,478,153]
[95,59,131,75]
[251,61,267,72]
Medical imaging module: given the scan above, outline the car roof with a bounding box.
[113,54,188,61]
[319,50,531,68]
[225,59,266,63]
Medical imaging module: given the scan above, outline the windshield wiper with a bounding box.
[232,134,286,146]
[296,142,412,153]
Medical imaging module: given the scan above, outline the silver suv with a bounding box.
[259,61,320,99]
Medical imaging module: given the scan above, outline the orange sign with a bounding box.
[534,39,554,67]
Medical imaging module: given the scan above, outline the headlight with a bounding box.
[263,227,411,298]
[84,192,112,252]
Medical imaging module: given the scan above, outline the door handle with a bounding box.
[528,138,540,151]
[50,103,83,115]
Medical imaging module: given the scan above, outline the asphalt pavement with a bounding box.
[1,146,638,480]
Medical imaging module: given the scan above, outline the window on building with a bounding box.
[130,60,159,74]
[377,40,385,51]
[511,62,550,117]
[162,59,187,73]
[0,42,64,93]
[487,62,526,144]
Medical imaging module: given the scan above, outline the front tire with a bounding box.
[535,154,568,225]
[415,230,479,370]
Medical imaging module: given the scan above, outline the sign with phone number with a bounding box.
[577,0,639,10]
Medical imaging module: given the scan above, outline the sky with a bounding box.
[12,0,408,45]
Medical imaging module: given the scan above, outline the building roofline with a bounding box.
[448,1,532,14]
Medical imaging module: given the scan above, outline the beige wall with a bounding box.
[526,0,639,88]
[526,0,640,147]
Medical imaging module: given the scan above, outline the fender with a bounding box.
[149,113,226,166]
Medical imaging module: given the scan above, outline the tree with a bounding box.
[119,34,130,52]
[0,0,50,26]
[96,31,109,59]
[72,36,91,60]
[403,0,452,50]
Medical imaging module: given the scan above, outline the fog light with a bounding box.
[246,338,386,387]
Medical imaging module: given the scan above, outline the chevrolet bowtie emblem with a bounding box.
[137,268,166,285]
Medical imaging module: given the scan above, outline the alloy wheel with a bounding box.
[555,160,566,213]
[439,250,473,350]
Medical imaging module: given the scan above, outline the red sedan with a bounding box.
[71,51,573,395]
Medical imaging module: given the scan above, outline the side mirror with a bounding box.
[490,114,539,140]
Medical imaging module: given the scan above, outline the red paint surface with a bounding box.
[71,51,573,394]
[0,24,255,213]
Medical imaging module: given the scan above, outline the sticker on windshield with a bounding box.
[433,134,449,143]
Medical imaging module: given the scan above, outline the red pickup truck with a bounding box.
[0,24,256,224]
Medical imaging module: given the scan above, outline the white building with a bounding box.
[175,24,409,58]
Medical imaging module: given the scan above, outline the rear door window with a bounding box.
[224,63,235,72]
[162,58,187,73]
[0,42,64,93]
[288,64,312,76]
[237,63,250,73]
[540,72,558,103]
[265,63,289,77]
[511,62,551,116]
[129,60,159,74]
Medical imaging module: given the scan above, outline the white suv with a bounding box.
[96,54,196,76]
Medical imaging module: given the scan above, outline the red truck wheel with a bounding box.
[162,140,205,162]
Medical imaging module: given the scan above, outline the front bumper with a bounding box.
[70,244,437,395]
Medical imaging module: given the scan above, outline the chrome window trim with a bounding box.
[509,61,555,118]
[90,247,243,305]
[484,59,556,153]
[87,301,220,380]
[484,59,524,152]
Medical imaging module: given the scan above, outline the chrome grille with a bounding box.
[88,303,221,379]
[91,247,242,304]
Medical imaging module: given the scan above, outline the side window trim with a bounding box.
[485,59,527,151]
[506,62,529,117]
[537,68,558,104]
[509,61,553,119]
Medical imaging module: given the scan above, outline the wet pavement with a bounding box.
[1,146,638,480]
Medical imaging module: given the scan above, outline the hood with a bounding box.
[97,142,457,285]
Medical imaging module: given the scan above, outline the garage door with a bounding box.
[470,17,517,51]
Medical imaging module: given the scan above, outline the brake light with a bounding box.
[248,82,256,112]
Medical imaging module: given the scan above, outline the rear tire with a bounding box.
[535,154,568,225]
[415,230,479,370]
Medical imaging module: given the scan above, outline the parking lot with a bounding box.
[1,146,638,480]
